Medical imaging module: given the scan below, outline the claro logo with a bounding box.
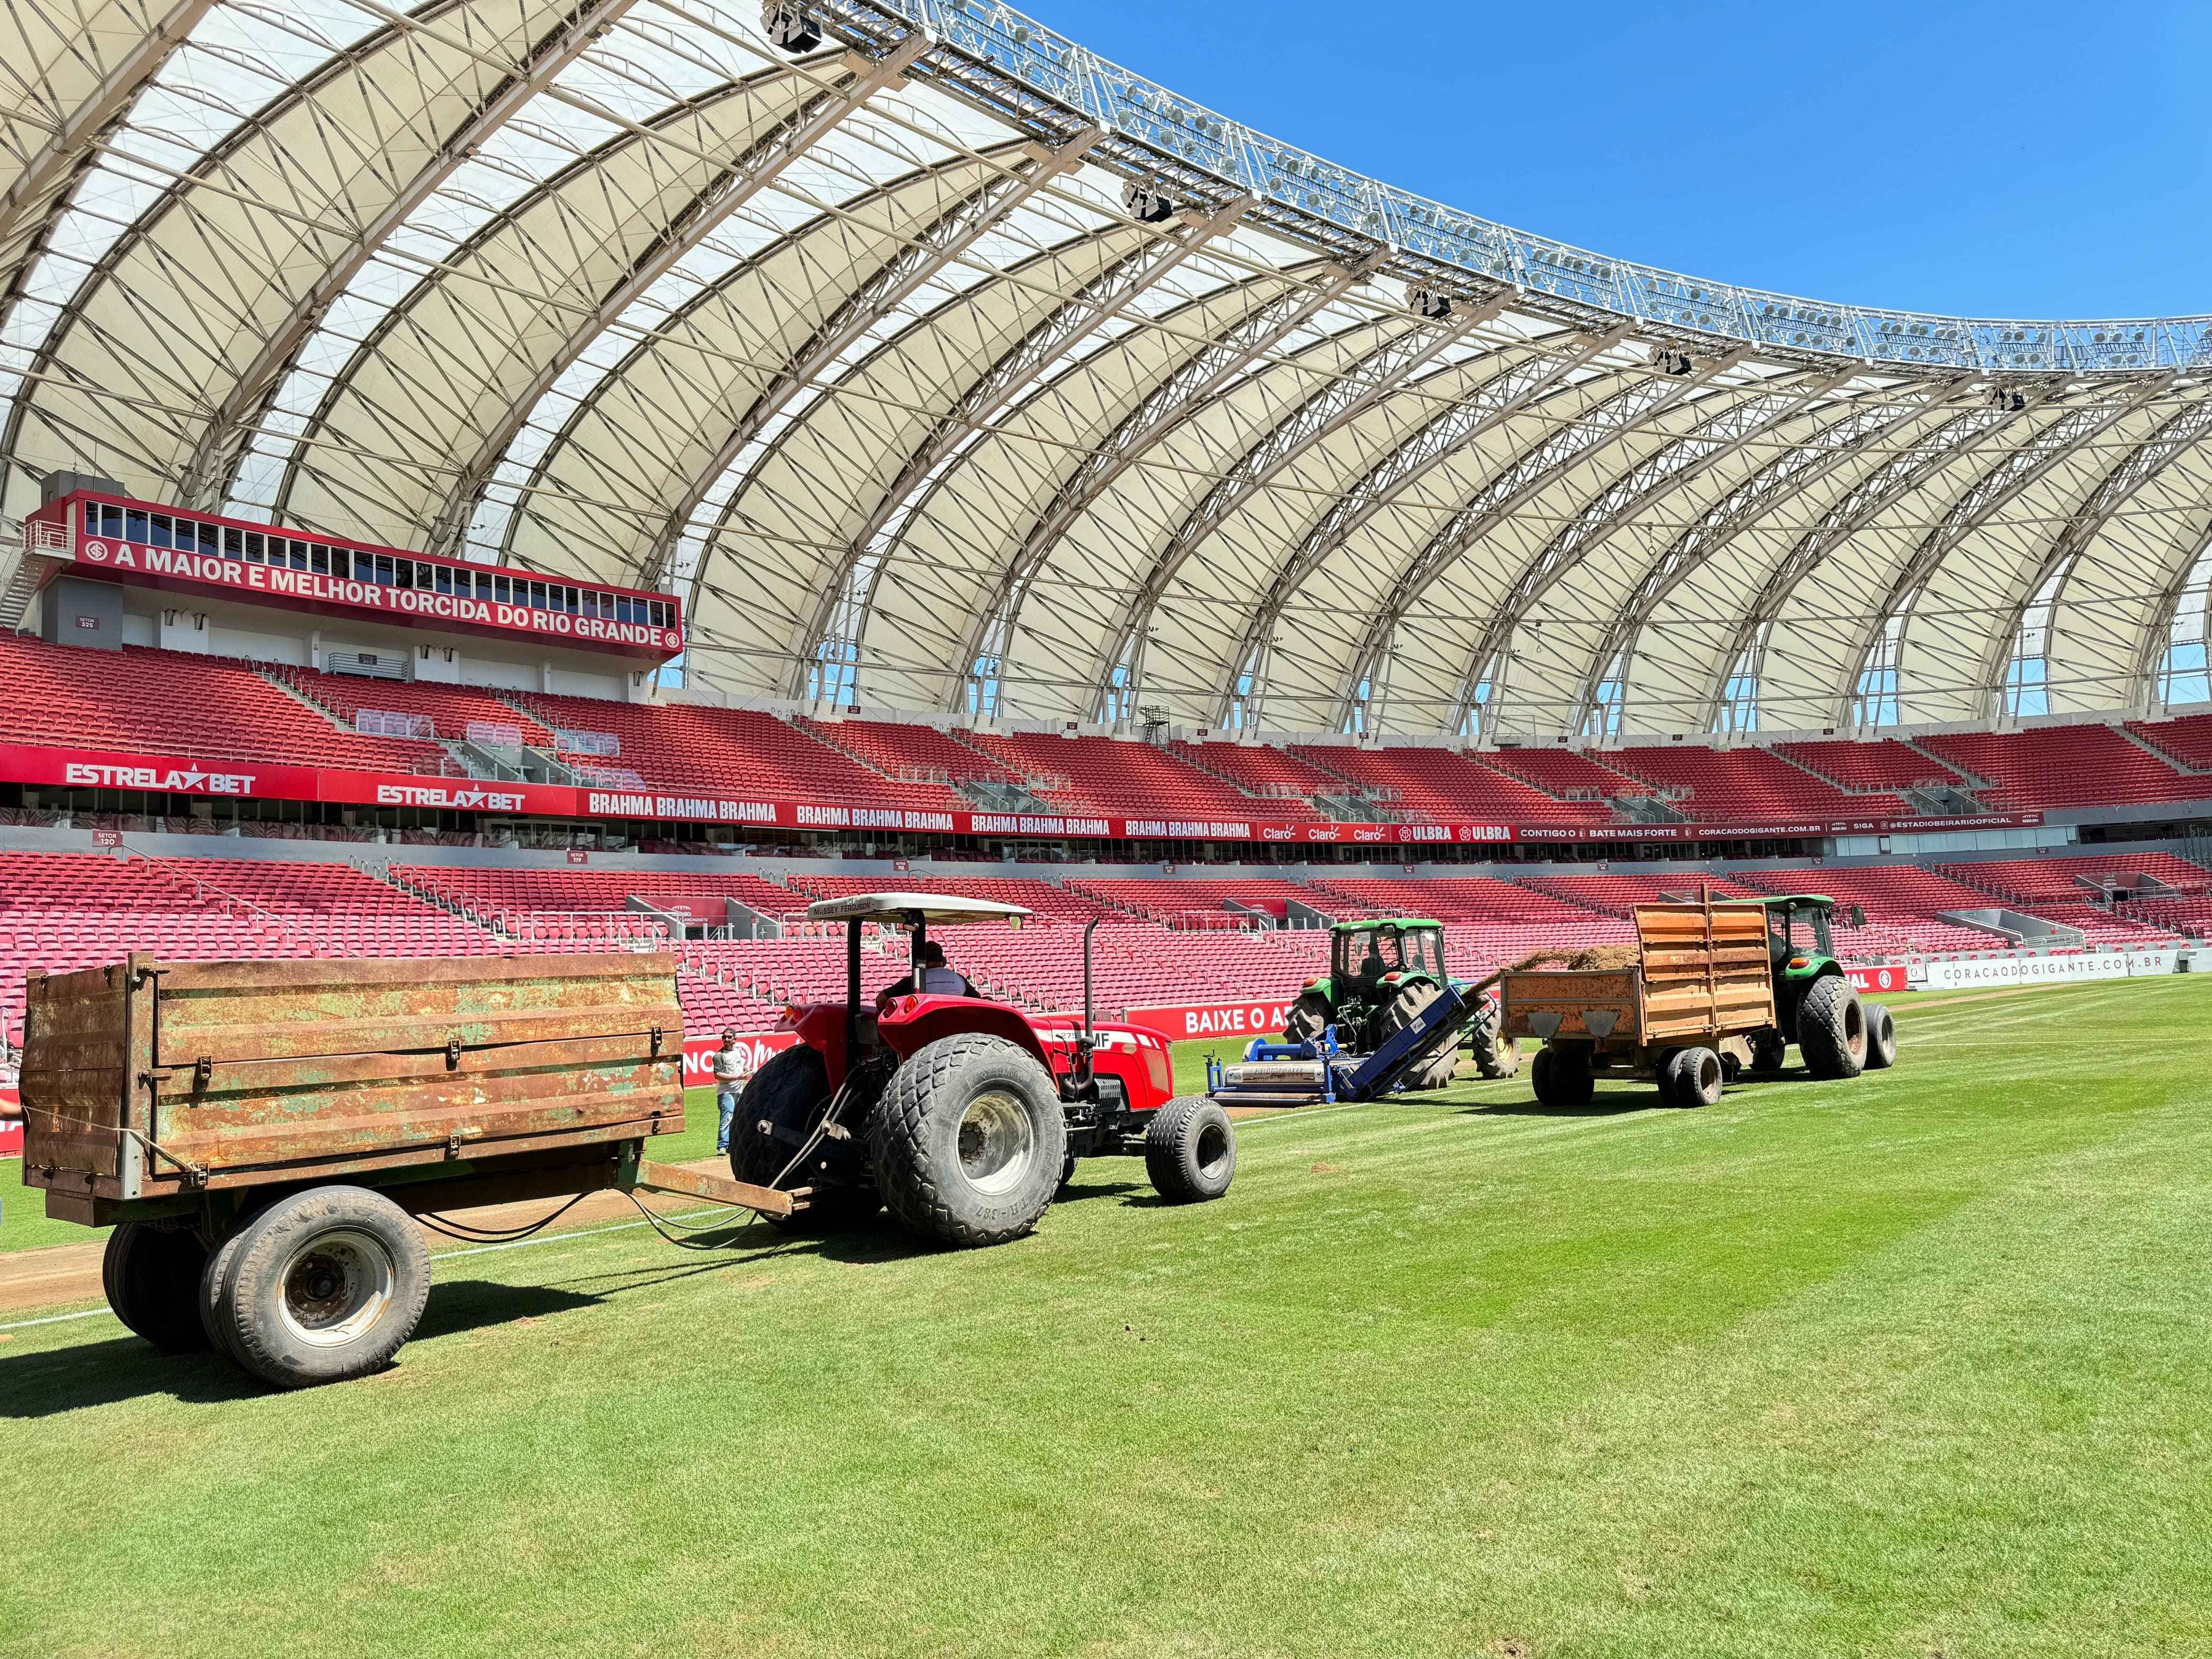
[64,762,254,793]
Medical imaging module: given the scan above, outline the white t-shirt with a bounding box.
[711,1046,747,1084]
[918,965,967,995]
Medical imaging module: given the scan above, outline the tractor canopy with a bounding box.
[1316,918,1449,1000]
[1721,894,1863,981]
[802,892,1033,928]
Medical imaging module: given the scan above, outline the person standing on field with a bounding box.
[713,1030,749,1155]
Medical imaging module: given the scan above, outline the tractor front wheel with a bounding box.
[1144,1097,1237,1204]
[871,1034,1067,1249]
[1863,1002,1899,1070]
[1283,991,1333,1045]
[1797,975,1868,1079]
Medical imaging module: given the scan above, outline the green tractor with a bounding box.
[1742,894,1898,1078]
[1281,918,1519,1089]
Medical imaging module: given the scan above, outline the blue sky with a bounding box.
[1026,0,2209,322]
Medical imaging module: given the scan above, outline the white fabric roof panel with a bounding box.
[3,0,2209,741]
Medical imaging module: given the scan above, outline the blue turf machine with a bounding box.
[1205,980,1479,1108]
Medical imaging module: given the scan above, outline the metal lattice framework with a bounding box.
[4,0,2211,743]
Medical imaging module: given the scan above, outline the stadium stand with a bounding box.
[1479,748,1651,800]
[0,636,450,773]
[163,858,505,957]
[0,852,314,1043]
[1733,866,2048,958]
[271,666,558,752]
[2123,716,2212,773]
[1599,744,1903,820]
[1916,727,2193,811]
[510,693,967,811]
[1516,872,1766,914]
[1774,739,1973,794]
[1934,857,2192,945]
[951,730,1295,820]
[1286,746,1612,826]
[796,718,1020,786]
[1065,877,1340,927]
[392,865,803,927]
[1170,740,1346,805]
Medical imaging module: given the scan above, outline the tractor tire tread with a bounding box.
[870,1033,1065,1249]
[1797,974,1868,1080]
[1144,1096,1237,1204]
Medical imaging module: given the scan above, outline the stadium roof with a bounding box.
[4,0,2210,742]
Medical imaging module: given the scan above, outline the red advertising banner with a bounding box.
[1846,964,1911,995]
[2,741,2047,847]
[1123,996,1301,1043]
[319,769,583,817]
[0,742,323,802]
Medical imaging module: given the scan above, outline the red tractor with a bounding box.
[732,893,1238,1247]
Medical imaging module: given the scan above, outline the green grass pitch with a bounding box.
[2,977,2208,1656]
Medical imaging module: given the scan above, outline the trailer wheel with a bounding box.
[1531,1044,1594,1108]
[871,1034,1067,1248]
[199,1215,258,1367]
[1863,1002,1898,1070]
[1283,991,1333,1045]
[1796,975,1867,1079]
[102,1222,211,1353]
[1664,1045,1724,1108]
[733,1043,876,1231]
[1144,1097,1237,1204]
[1468,1001,1521,1079]
[210,1185,430,1389]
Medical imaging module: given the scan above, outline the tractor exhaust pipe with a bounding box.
[1083,917,1099,1041]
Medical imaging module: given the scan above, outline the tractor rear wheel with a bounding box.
[1468,999,1521,1079]
[1144,1097,1237,1204]
[1283,991,1333,1045]
[871,1034,1067,1249]
[733,1044,876,1231]
[1379,981,1457,1090]
[103,1222,211,1354]
[1531,1043,1594,1108]
[1796,975,1868,1079]
[1863,1002,1898,1070]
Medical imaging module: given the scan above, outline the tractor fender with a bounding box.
[876,995,1053,1073]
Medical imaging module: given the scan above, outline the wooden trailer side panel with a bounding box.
[18,962,140,1182]
[21,952,686,1201]
[1632,904,1775,1043]
[1497,968,1643,1043]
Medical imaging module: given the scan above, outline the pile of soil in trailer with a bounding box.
[1503,944,1645,973]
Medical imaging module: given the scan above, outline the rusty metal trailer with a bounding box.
[1498,902,1777,1109]
[18,952,797,1387]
